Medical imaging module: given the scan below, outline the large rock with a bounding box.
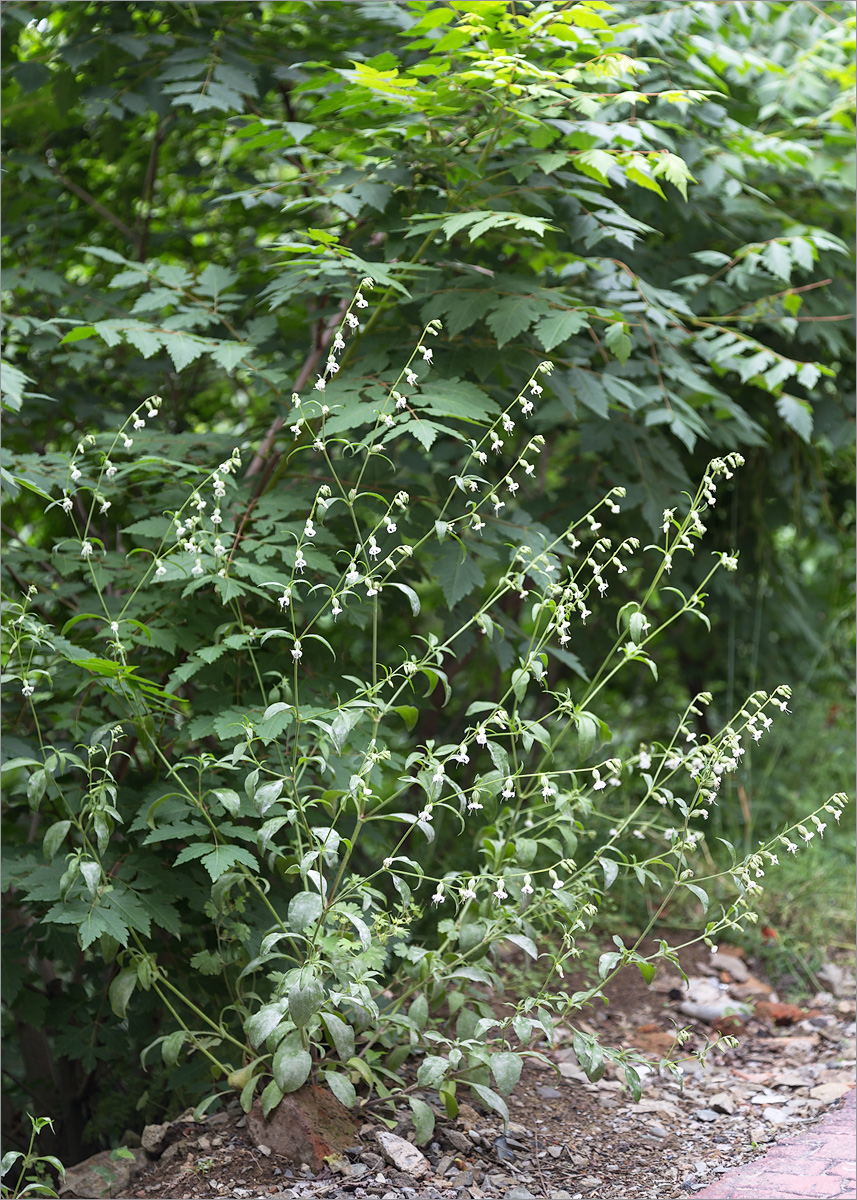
[247,1084,358,1171]
[59,1148,146,1198]
[375,1129,430,1177]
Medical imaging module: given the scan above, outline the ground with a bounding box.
[58,932,856,1200]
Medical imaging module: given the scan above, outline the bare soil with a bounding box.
[66,932,855,1200]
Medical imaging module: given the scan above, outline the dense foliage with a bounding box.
[2,0,853,1165]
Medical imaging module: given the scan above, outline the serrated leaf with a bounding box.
[486,295,550,348]
[434,540,484,608]
[604,322,632,364]
[775,395,813,442]
[535,308,589,351]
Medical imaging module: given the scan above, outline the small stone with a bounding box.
[376,1130,430,1178]
[809,1081,853,1102]
[445,1129,472,1152]
[708,952,750,982]
[580,1178,603,1191]
[709,1092,736,1115]
[546,1145,563,1158]
[693,1109,718,1122]
[504,1189,537,1200]
[436,1154,454,1176]
[536,1086,562,1099]
[647,1122,668,1140]
[762,1107,789,1124]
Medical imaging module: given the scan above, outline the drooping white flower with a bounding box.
[291,640,303,661]
[21,681,35,697]
[521,874,534,896]
[431,882,444,905]
[295,549,307,573]
[80,541,93,558]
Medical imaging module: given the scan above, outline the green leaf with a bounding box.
[109,966,138,1018]
[321,1012,355,1062]
[261,1078,284,1118]
[486,296,550,348]
[409,1096,435,1144]
[503,933,538,960]
[604,322,632,364]
[775,395,813,442]
[42,820,70,860]
[636,960,657,985]
[434,540,485,608]
[490,1051,523,1095]
[288,892,323,932]
[535,309,589,351]
[469,1081,509,1123]
[392,705,419,732]
[408,993,429,1031]
[272,1044,312,1093]
[324,1070,356,1108]
[289,977,323,1027]
[599,857,619,890]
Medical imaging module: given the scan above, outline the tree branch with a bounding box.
[51,165,141,256]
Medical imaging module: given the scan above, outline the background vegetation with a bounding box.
[2,0,853,1168]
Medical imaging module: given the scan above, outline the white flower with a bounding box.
[70,467,82,482]
[385,519,397,534]
[502,415,515,433]
[122,436,133,449]
[592,770,607,791]
[346,313,359,329]
[295,550,307,573]
[418,806,433,823]
[395,392,407,410]
[291,640,303,661]
[662,508,675,533]
[812,816,827,837]
[502,778,515,799]
[279,588,292,610]
[192,559,204,577]
[798,824,814,843]
[419,346,433,363]
[506,478,519,494]
[431,883,444,905]
[521,400,534,416]
[331,597,342,619]
[355,291,369,309]
[404,368,418,386]
[529,380,543,395]
[80,541,93,558]
[541,776,556,798]
[304,519,316,539]
[453,744,470,765]
[61,496,73,513]
[325,356,339,376]
[105,461,116,479]
[782,838,798,854]
[521,874,534,896]
[333,332,346,351]
[155,561,167,578]
[346,563,360,585]
[461,880,477,901]
[99,499,111,515]
[467,792,483,812]
[383,857,393,869]
[638,751,652,771]
[313,439,325,452]
[21,681,35,697]
[214,539,226,557]
[493,881,508,902]
[475,726,488,746]
[212,508,222,525]
[368,536,380,559]
[213,478,226,498]
[133,417,145,430]
[314,376,326,392]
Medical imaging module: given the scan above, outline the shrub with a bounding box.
[2,285,848,1135]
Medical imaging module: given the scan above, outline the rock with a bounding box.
[557,1061,587,1082]
[59,1148,146,1198]
[445,1129,472,1152]
[774,1071,812,1087]
[731,976,775,1002]
[436,1154,454,1176]
[536,1086,562,1099]
[810,1081,854,1102]
[247,1084,359,1172]
[709,1092,736,1115]
[818,962,857,997]
[546,1144,563,1158]
[680,998,752,1023]
[709,953,750,982]
[580,1178,603,1191]
[755,1000,808,1025]
[763,1107,789,1124]
[376,1130,430,1178]
[504,1188,537,1199]
[141,1122,171,1156]
[692,1109,718,1122]
[360,1151,384,1170]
